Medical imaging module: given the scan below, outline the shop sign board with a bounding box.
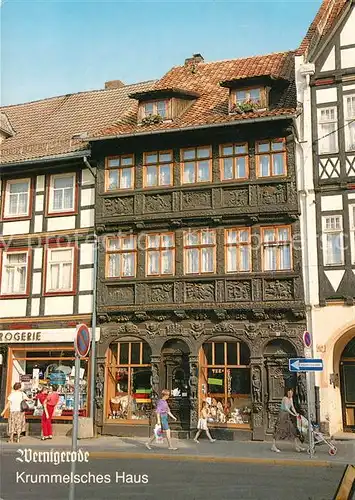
[0,328,99,343]
[74,324,91,358]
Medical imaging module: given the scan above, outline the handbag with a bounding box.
[20,394,29,412]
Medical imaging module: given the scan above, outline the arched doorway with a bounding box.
[340,336,355,432]
[263,339,298,434]
[161,339,190,429]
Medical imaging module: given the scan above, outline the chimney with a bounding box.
[185,53,204,65]
[105,80,125,89]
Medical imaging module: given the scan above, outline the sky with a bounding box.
[1,0,322,106]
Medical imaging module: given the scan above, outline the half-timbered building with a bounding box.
[90,52,307,440]
[0,81,151,433]
[295,0,355,435]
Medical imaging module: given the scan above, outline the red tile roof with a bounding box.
[93,51,296,140]
[297,0,350,57]
[0,81,154,165]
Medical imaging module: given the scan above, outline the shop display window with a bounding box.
[106,341,152,422]
[199,340,251,426]
[7,347,89,419]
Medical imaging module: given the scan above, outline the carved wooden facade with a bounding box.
[93,118,307,440]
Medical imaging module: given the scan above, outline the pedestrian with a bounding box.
[271,388,305,453]
[41,384,59,440]
[35,387,49,440]
[145,389,178,450]
[0,382,28,443]
[194,401,216,443]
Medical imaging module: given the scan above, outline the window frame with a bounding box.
[317,106,338,154]
[230,86,267,109]
[140,100,170,120]
[180,146,212,185]
[322,215,344,266]
[350,205,355,265]
[143,150,174,188]
[219,143,249,182]
[43,243,77,296]
[2,178,32,220]
[255,139,287,178]
[224,228,252,273]
[105,235,137,279]
[183,229,216,275]
[105,154,135,192]
[0,248,32,298]
[261,225,293,272]
[344,94,355,152]
[145,232,175,277]
[46,172,77,216]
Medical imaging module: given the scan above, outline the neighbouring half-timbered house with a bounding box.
[90,52,307,440]
[0,81,151,434]
[295,0,355,436]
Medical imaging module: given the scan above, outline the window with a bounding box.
[106,341,152,422]
[106,235,136,278]
[262,226,292,271]
[143,151,173,187]
[181,147,212,184]
[143,100,168,119]
[344,95,355,151]
[0,250,30,296]
[45,247,75,294]
[146,233,175,276]
[350,205,355,264]
[184,229,215,274]
[318,107,338,154]
[225,228,251,272]
[3,179,31,219]
[200,341,251,426]
[7,347,89,419]
[256,139,286,177]
[105,155,134,191]
[48,174,76,214]
[231,87,265,107]
[220,143,248,181]
[322,215,344,266]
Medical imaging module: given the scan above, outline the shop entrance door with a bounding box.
[161,339,190,430]
[340,337,355,432]
[263,340,297,435]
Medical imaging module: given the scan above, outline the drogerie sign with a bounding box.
[0,331,42,342]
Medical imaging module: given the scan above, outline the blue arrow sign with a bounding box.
[289,358,323,372]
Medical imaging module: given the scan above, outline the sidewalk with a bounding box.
[1,435,354,466]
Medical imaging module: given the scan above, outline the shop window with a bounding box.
[3,178,31,219]
[106,235,136,278]
[0,249,31,297]
[183,229,216,274]
[106,341,152,422]
[262,226,292,271]
[47,173,76,215]
[256,139,286,177]
[220,143,249,181]
[105,154,134,191]
[200,340,251,426]
[7,347,89,419]
[181,146,212,184]
[146,233,175,276]
[143,151,173,187]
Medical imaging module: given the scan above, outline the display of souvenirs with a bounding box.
[205,398,251,424]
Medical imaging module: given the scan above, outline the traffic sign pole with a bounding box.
[69,353,81,500]
[306,371,314,459]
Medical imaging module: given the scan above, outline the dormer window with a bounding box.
[143,100,168,119]
[229,87,267,114]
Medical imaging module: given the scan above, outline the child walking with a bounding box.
[194,401,216,443]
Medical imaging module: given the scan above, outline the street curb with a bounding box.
[88,451,333,467]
